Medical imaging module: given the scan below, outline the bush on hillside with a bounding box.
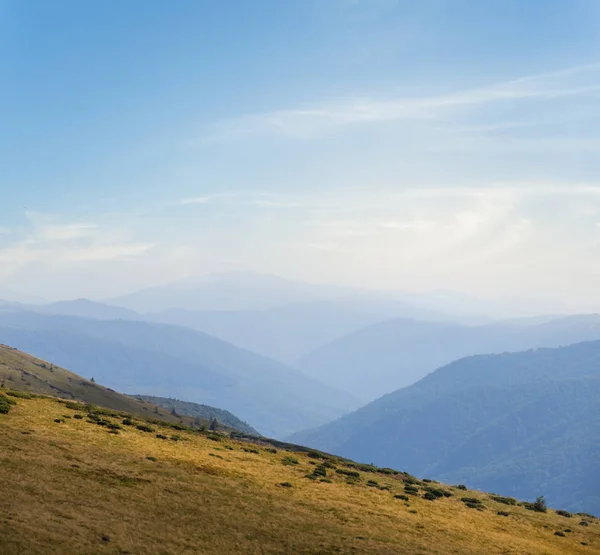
[0,394,15,414]
[136,424,154,433]
[497,511,510,517]
[282,456,299,466]
[490,495,517,506]
[6,390,34,399]
[556,510,572,518]
[335,468,359,478]
[523,496,547,513]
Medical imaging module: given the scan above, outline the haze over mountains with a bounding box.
[2,271,600,516]
[0,307,357,438]
[297,314,600,401]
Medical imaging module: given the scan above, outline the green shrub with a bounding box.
[490,495,517,506]
[367,480,378,487]
[394,494,409,501]
[336,468,360,478]
[580,521,589,527]
[136,424,154,433]
[73,414,83,420]
[423,492,438,501]
[312,465,327,478]
[108,430,119,435]
[265,448,277,454]
[0,395,14,414]
[54,418,65,423]
[146,456,157,461]
[405,486,419,495]
[242,447,259,454]
[554,531,565,537]
[455,484,467,490]
[320,478,333,483]
[6,390,33,399]
[280,482,293,488]
[122,418,135,426]
[556,509,572,518]
[107,423,123,431]
[461,497,484,510]
[156,434,168,440]
[497,511,510,517]
[533,496,547,513]
[425,487,450,499]
[282,456,299,466]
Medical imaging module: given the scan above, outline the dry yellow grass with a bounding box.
[1,394,598,555]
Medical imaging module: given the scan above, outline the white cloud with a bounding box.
[198,62,600,142]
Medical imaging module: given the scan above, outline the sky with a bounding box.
[2,0,600,310]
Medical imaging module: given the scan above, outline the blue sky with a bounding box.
[2,0,600,308]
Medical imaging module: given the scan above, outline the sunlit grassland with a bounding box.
[1,394,598,555]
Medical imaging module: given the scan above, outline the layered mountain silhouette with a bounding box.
[297,314,600,401]
[0,309,356,438]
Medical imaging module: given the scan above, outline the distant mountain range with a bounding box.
[296,314,600,401]
[0,309,357,438]
[290,340,600,515]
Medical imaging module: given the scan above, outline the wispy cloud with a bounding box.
[0,213,155,279]
[197,62,600,142]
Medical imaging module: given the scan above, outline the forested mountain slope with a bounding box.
[291,340,600,515]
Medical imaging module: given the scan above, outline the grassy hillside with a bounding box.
[0,344,242,432]
[291,341,600,515]
[132,394,260,435]
[1,393,599,554]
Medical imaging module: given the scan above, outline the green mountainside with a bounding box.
[132,394,260,435]
[290,340,600,516]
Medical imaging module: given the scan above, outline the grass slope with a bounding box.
[1,394,599,555]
